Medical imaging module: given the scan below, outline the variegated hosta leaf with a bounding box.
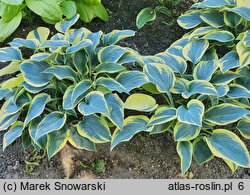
[177,141,192,175]
[102,30,135,45]
[216,85,229,97]
[205,129,250,167]
[47,125,68,159]
[24,93,51,126]
[174,122,201,141]
[193,137,214,165]
[55,14,79,33]
[116,71,149,92]
[182,80,218,98]
[183,39,209,64]
[193,0,234,8]
[3,121,24,150]
[202,30,235,43]
[73,50,88,75]
[68,127,96,151]
[0,74,24,90]
[0,113,20,131]
[177,11,202,29]
[95,62,126,74]
[148,107,176,126]
[155,52,187,74]
[205,104,250,125]
[66,39,92,54]
[189,26,217,39]
[35,112,67,141]
[78,91,109,116]
[31,53,52,62]
[150,121,173,135]
[105,93,124,129]
[211,70,240,85]
[237,119,250,139]
[219,51,239,73]
[43,66,78,83]
[77,115,111,143]
[0,47,22,62]
[227,84,250,98]
[236,41,250,68]
[111,116,152,150]
[124,93,157,112]
[226,6,250,21]
[96,77,128,93]
[20,61,53,87]
[242,30,250,47]
[144,63,175,93]
[98,45,128,63]
[200,10,224,28]
[0,61,20,77]
[26,27,50,43]
[9,38,39,49]
[63,80,91,110]
[193,60,217,81]
[224,11,243,28]
[29,117,47,150]
[177,99,204,127]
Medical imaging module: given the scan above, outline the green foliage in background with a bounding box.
[136,0,182,29]
[0,0,108,42]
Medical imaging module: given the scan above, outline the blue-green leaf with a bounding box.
[105,93,124,129]
[216,85,229,97]
[98,45,128,63]
[116,71,148,92]
[24,93,51,126]
[182,80,218,98]
[211,70,240,85]
[77,115,111,143]
[43,66,78,83]
[183,39,209,64]
[30,53,52,62]
[144,63,175,93]
[3,122,24,150]
[111,116,152,150]
[96,62,126,74]
[66,39,92,54]
[193,137,213,165]
[0,47,22,62]
[20,61,53,87]
[202,30,235,42]
[174,122,201,141]
[200,10,224,28]
[227,7,250,21]
[237,119,250,139]
[78,91,109,116]
[193,60,217,81]
[96,77,128,93]
[227,84,250,98]
[148,107,176,126]
[156,52,187,74]
[219,51,239,73]
[68,127,96,151]
[35,112,67,140]
[177,99,204,127]
[103,30,135,45]
[27,27,50,43]
[177,11,202,29]
[224,11,243,27]
[0,113,20,131]
[9,38,39,49]
[205,129,250,167]
[205,104,250,125]
[177,141,192,175]
[47,125,68,159]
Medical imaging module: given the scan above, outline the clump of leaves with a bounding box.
[0,14,155,159]
[141,0,250,174]
[0,0,108,42]
[136,0,182,29]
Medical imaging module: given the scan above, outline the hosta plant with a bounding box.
[0,14,153,159]
[114,0,250,175]
[0,0,108,42]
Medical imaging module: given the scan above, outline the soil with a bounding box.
[1,0,250,179]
